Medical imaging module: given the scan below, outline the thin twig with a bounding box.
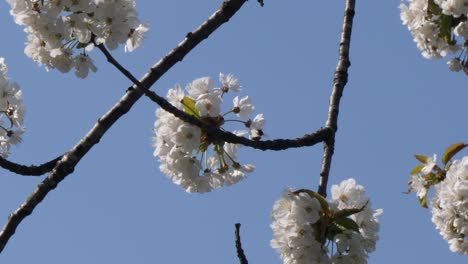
[0,155,63,176]
[144,85,330,150]
[146,88,331,150]
[317,0,355,197]
[0,0,248,252]
[97,41,330,151]
[235,223,248,264]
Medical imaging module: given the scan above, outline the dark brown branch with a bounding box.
[317,0,355,197]
[97,29,330,151]
[145,89,331,150]
[235,223,248,264]
[0,0,248,252]
[0,155,62,176]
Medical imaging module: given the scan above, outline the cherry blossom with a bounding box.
[271,179,382,264]
[0,57,26,157]
[153,74,264,193]
[6,0,148,78]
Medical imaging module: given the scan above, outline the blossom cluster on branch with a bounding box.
[432,157,468,253]
[400,0,468,74]
[0,58,25,158]
[153,74,265,193]
[271,179,382,264]
[6,0,148,78]
[408,143,468,254]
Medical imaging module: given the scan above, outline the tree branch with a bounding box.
[97,33,330,151]
[0,0,249,252]
[145,89,331,150]
[0,155,63,176]
[235,223,249,264]
[317,0,355,197]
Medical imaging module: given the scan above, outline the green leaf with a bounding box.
[181,96,200,117]
[414,154,429,163]
[419,190,429,208]
[439,14,454,45]
[410,164,426,176]
[427,0,442,17]
[332,217,360,233]
[426,0,455,45]
[442,142,467,165]
[333,203,367,219]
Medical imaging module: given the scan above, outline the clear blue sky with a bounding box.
[0,0,467,263]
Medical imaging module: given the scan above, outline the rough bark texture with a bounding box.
[318,0,356,197]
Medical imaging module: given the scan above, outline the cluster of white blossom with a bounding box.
[430,156,468,254]
[153,74,264,193]
[0,58,26,157]
[400,0,468,74]
[6,0,149,78]
[408,154,437,202]
[271,179,382,264]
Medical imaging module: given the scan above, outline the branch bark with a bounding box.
[0,0,248,252]
[235,223,249,264]
[318,0,355,197]
[0,155,62,176]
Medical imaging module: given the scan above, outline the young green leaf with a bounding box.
[427,0,442,17]
[442,142,467,165]
[439,14,455,45]
[181,96,200,117]
[333,202,367,219]
[419,191,429,208]
[333,217,360,233]
[414,154,429,163]
[410,164,426,176]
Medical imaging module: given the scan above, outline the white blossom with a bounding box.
[248,113,265,139]
[6,0,149,78]
[219,73,241,92]
[409,174,428,200]
[153,74,263,193]
[330,179,382,258]
[400,0,468,75]
[232,96,255,120]
[271,179,382,264]
[430,156,468,254]
[434,0,468,17]
[0,58,26,157]
[271,189,327,264]
[421,154,437,174]
[74,54,97,78]
[125,23,149,52]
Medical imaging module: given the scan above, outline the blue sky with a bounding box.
[0,0,467,263]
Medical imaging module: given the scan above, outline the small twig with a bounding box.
[235,223,248,264]
[144,89,331,151]
[0,0,249,253]
[0,155,63,176]
[97,36,330,151]
[318,0,355,197]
